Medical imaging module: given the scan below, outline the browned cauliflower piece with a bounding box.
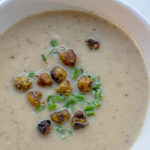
[60,49,77,67]
[56,80,72,96]
[27,90,42,107]
[37,73,53,86]
[72,110,88,129]
[86,38,100,50]
[37,120,51,135]
[51,109,70,124]
[14,76,32,91]
[77,75,92,92]
[51,66,66,83]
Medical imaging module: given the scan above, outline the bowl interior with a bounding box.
[0,0,150,149]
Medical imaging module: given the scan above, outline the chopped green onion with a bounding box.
[50,40,58,47]
[56,125,66,139]
[49,47,60,55]
[56,126,73,138]
[85,110,95,116]
[91,75,103,101]
[56,125,63,132]
[65,93,86,108]
[75,93,85,100]
[69,94,77,102]
[77,101,85,105]
[68,98,76,103]
[88,74,95,80]
[35,104,46,112]
[71,67,83,79]
[84,102,95,116]
[47,103,57,110]
[47,96,57,110]
[70,105,77,112]
[75,93,85,105]
[64,94,77,108]
[64,103,70,108]
[47,95,53,102]
[71,67,78,79]
[49,47,56,54]
[92,83,101,90]
[65,100,76,108]
[51,95,64,103]
[93,100,101,107]
[47,95,64,104]
[28,72,35,78]
[92,89,103,101]
[41,54,47,62]
[93,76,101,89]
[84,103,95,111]
[67,128,73,135]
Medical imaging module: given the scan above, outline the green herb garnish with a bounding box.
[47,95,65,110]
[51,95,64,103]
[93,100,101,108]
[47,95,64,103]
[75,93,85,100]
[50,40,58,47]
[69,94,77,102]
[84,102,95,116]
[49,47,56,54]
[65,96,77,108]
[56,125,73,138]
[67,128,73,135]
[77,101,85,105]
[70,105,78,112]
[41,54,47,62]
[49,47,60,54]
[92,89,103,101]
[71,67,83,79]
[92,76,103,100]
[47,95,53,102]
[56,125,66,139]
[56,125,63,132]
[35,104,46,112]
[28,72,36,78]
[85,110,95,116]
[84,102,95,111]
[88,74,95,80]
[65,93,86,108]
[47,103,57,110]
[84,105,94,111]
[47,95,57,110]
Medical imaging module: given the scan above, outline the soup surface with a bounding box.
[0,11,149,150]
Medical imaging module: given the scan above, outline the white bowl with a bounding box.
[0,0,150,149]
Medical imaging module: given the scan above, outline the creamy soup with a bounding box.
[0,11,149,150]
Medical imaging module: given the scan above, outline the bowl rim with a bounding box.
[0,0,150,149]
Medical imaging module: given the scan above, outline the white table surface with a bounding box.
[123,0,150,23]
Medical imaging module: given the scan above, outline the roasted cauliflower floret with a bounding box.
[51,109,70,124]
[13,76,32,91]
[72,110,88,129]
[37,73,53,86]
[27,90,42,107]
[86,38,100,50]
[60,49,77,67]
[77,75,92,92]
[51,66,66,83]
[56,80,72,96]
[37,120,51,135]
